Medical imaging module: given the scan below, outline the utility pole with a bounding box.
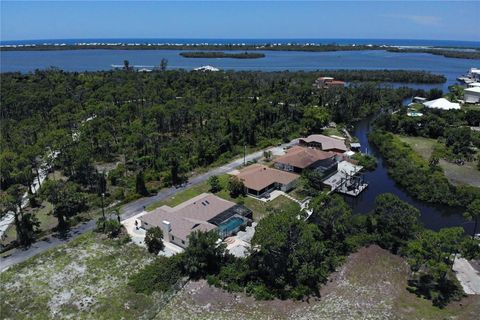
[244,145,246,166]
[101,192,106,229]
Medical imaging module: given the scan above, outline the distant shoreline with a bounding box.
[2,43,479,59]
[180,51,265,59]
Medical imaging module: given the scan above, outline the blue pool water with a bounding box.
[218,217,244,235]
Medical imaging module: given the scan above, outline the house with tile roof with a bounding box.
[138,193,252,248]
[299,134,349,153]
[273,146,338,174]
[235,164,299,197]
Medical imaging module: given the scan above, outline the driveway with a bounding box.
[0,139,298,272]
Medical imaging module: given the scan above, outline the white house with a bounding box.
[423,98,461,110]
[464,87,480,104]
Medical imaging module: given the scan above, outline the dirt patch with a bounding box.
[157,245,480,320]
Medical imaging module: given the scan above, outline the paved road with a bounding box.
[0,140,297,272]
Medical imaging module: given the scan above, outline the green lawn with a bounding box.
[145,174,298,221]
[0,231,168,319]
[399,135,480,187]
[398,136,437,160]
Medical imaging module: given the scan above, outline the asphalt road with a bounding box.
[0,140,297,272]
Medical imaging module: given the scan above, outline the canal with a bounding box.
[346,116,474,233]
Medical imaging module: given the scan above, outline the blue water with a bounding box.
[2,49,479,92]
[218,217,244,234]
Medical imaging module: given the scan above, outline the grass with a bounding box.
[322,127,344,138]
[399,135,480,187]
[145,174,298,222]
[398,136,437,159]
[0,231,169,319]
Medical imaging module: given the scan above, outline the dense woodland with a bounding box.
[1,68,479,308]
[179,51,265,59]
[370,105,480,208]
[130,192,480,307]
[0,69,458,246]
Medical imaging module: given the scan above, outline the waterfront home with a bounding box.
[412,96,427,103]
[314,76,346,89]
[464,87,480,104]
[323,161,368,196]
[139,193,252,248]
[299,134,349,153]
[236,164,299,197]
[273,146,338,175]
[422,98,461,110]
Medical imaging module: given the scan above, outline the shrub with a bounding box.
[352,152,377,171]
[208,175,222,193]
[228,176,245,198]
[145,227,164,254]
[129,255,183,294]
[104,219,122,238]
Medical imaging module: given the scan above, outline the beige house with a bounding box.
[236,164,299,197]
[139,193,252,248]
[299,134,348,153]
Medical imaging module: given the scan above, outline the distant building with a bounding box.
[139,193,252,248]
[236,164,299,197]
[193,65,220,72]
[273,146,338,174]
[422,98,461,110]
[464,87,480,104]
[412,96,427,103]
[314,76,346,89]
[299,134,349,153]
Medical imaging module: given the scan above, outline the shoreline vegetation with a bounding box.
[180,51,265,59]
[2,43,480,59]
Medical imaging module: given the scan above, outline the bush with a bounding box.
[352,152,377,171]
[104,219,122,238]
[247,283,276,300]
[129,255,183,294]
[112,187,125,200]
[228,176,245,198]
[208,175,222,193]
[145,227,164,254]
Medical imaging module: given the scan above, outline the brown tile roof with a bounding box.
[300,134,348,152]
[236,164,299,191]
[139,193,236,242]
[274,146,336,169]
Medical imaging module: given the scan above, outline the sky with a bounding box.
[1,1,479,42]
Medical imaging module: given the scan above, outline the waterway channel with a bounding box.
[347,117,473,233]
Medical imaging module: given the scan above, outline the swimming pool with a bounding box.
[218,217,245,237]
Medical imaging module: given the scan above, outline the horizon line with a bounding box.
[2,37,480,43]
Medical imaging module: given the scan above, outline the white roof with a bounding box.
[423,98,461,110]
[465,87,480,94]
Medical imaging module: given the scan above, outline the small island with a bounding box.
[180,51,265,59]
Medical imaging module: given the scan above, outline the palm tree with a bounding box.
[123,60,130,71]
[464,199,480,238]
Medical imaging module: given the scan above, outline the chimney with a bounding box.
[161,220,171,242]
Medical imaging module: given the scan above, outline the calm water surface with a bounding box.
[2,49,478,91]
[348,118,473,233]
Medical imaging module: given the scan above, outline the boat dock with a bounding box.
[323,161,368,197]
